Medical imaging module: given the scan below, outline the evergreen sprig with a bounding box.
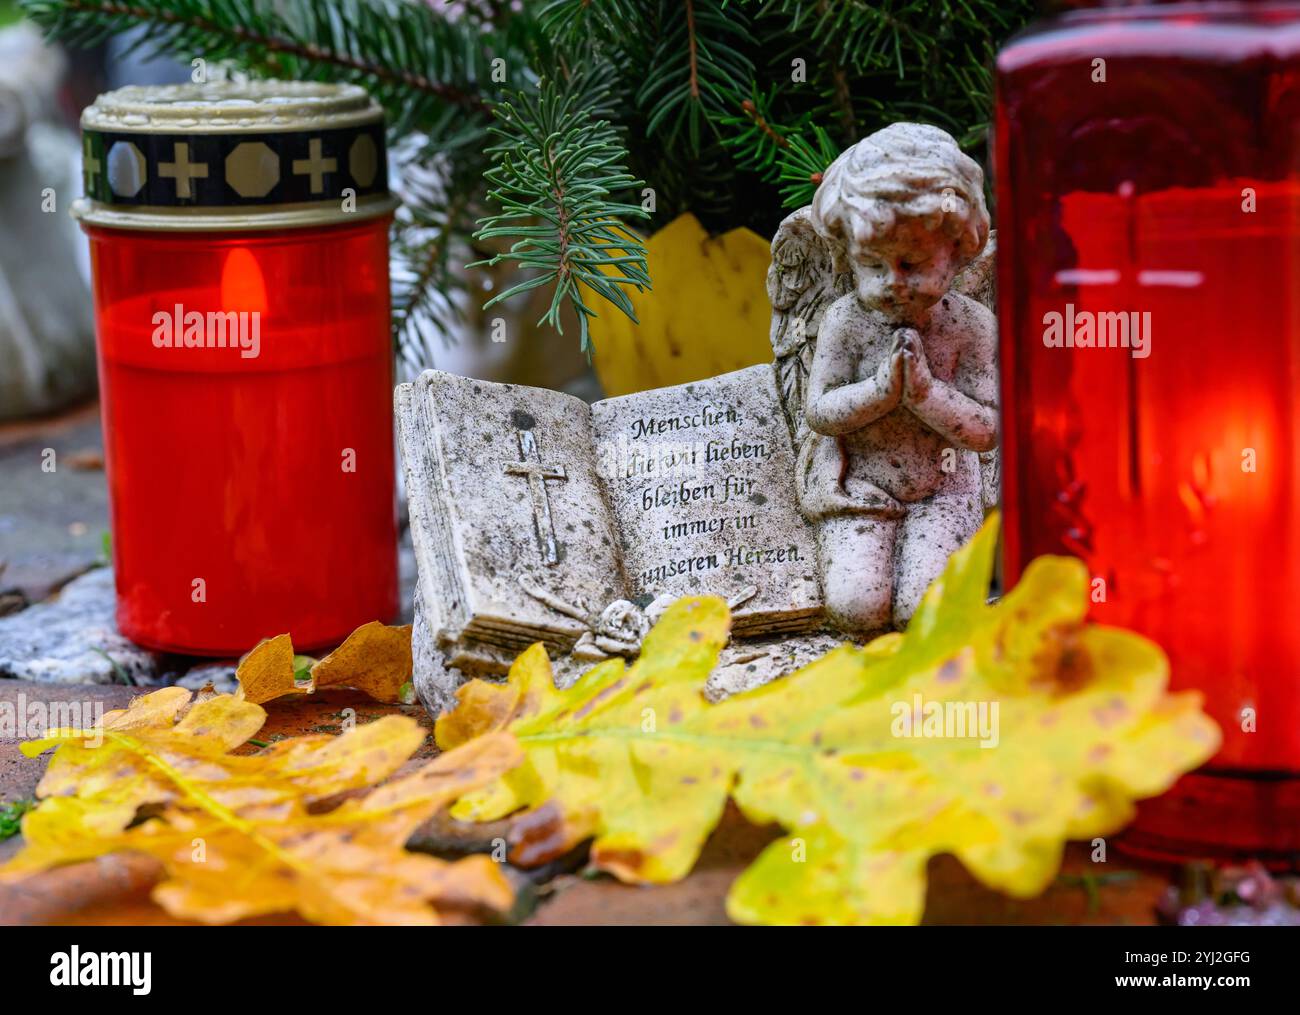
[636,0,755,154]
[18,0,520,137]
[775,123,840,209]
[472,78,651,353]
[722,86,838,210]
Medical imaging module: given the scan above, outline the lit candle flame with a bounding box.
[220,247,268,315]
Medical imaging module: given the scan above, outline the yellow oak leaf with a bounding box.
[1,688,522,925]
[236,623,414,705]
[436,513,1220,925]
[13,687,267,844]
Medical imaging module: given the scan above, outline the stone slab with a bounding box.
[0,567,160,684]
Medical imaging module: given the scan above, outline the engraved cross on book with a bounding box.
[503,428,567,566]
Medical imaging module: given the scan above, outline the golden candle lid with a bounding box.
[73,80,398,231]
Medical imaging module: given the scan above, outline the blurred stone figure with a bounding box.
[0,24,96,420]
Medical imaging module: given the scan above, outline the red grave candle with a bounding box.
[996,2,1300,861]
[75,83,398,655]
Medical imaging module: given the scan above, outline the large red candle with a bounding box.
[996,2,1300,861]
[75,82,398,654]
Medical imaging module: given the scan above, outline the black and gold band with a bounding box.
[72,81,398,231]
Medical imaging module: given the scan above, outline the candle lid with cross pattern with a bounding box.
[73,80,397,231]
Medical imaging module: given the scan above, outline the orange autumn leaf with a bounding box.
[235,634,306,704]
[312,621,414,703]
[1,687,522,925]
[236,623,414,705]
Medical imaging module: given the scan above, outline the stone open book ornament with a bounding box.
[397,123,999,716]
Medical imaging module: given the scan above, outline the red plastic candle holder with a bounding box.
[74,82,399,655]
[995,2,1300,863]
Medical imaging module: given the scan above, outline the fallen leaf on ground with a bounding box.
[436,514,1220,925]
[236,623,414,705]
[0,687,521,925]
[235,634,305,704]
[312,621,413,702]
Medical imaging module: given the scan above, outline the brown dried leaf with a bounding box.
[311,622,414,703]
[234,634,305,705]
[236,625,414,705]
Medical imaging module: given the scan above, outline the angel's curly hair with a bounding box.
[809,123,989,268]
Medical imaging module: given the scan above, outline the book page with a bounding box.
[401,370,626,649]
[591,364,823,634]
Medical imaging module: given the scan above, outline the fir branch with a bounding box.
[826,44,857,141]
[536,0,648,47]
[775,123,839,209]
[760,0,931,77]
[741,96,791,152]
[636,0,754,154]
[721,89,839,211]
[720,85,794,178]
[473,79,651,352]
[18,0,517,137]
[685,0,701,100]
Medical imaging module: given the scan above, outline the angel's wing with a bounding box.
[951,230,1000,512]
[766,207,848,448]
[951,229,996,312]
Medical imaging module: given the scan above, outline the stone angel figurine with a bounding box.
[768,122,998,634]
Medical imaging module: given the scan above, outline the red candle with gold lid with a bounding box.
[73,81,398,655]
